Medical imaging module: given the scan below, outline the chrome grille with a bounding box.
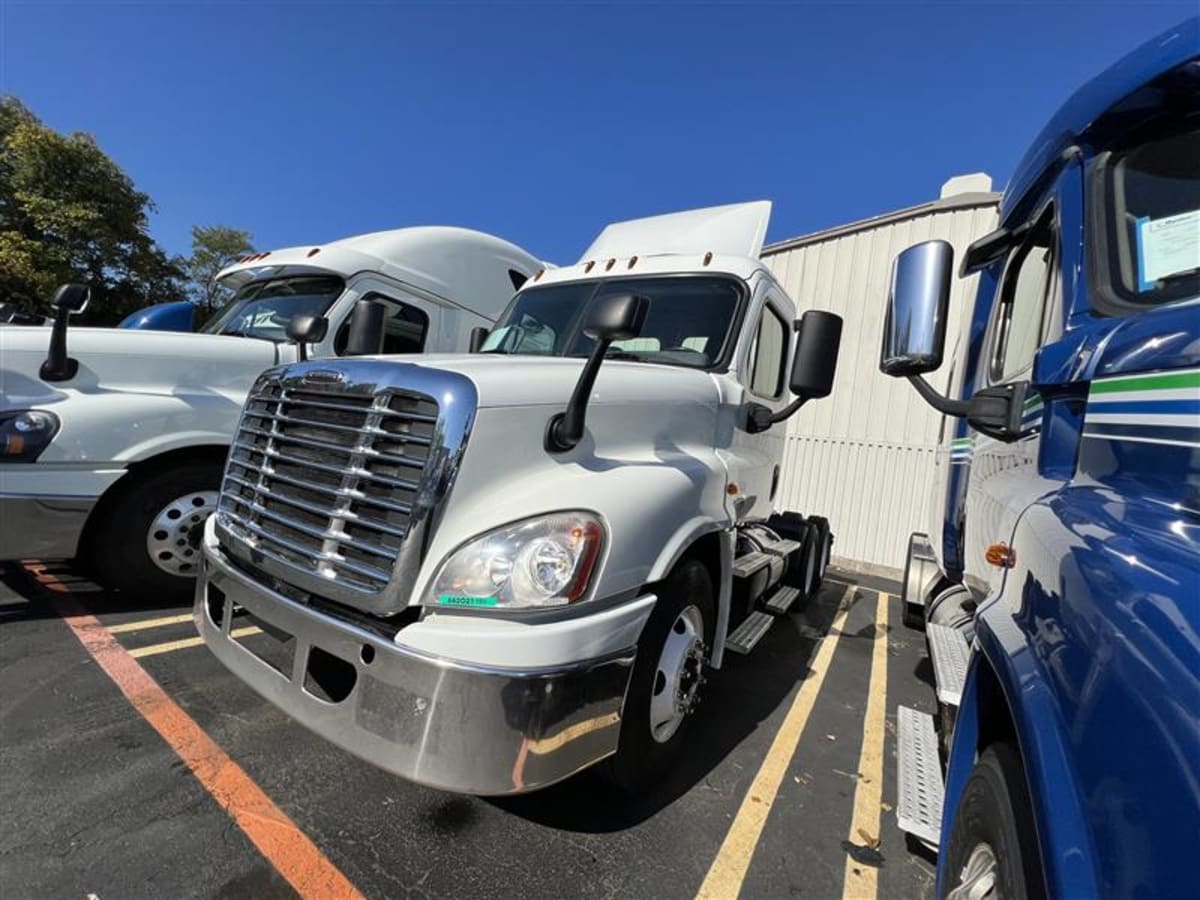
[218,380,440,594]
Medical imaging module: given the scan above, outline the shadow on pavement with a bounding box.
[493,575,874,832]
[0,560,189,622]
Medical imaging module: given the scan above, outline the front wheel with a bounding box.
[88,460,223,600]
[606,559,714,793]
[943,743,1044,900]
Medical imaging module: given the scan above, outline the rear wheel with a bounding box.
[89,460,223,600]
[943,743,1044,900]
[607,559,713,793]
[808,516,832,583]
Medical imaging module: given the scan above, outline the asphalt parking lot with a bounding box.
[0,562,936,900]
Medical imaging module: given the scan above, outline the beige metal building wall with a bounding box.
[763,184,1000,573]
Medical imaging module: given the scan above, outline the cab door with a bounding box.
[963,186,1068,598]
[315,276,443,358]
[723,282,793,522]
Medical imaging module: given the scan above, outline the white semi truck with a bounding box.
[195,202,844,794]
[0,227,541,597]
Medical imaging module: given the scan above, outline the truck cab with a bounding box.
[0,227,542,598]
[881,21,1199,898]
[195,201,844,794]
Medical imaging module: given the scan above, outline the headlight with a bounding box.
[425,512,604,611]
[1,410,60,462]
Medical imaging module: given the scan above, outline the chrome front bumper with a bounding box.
[197,540,636,795]
[0,493,95,559]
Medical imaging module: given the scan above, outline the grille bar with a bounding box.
[240,424,428,470]
[228,465,414,515]
[218,380,439,594]
[223,473,407,538]
[231,441,423,491]
[249,409,435,446]
[234,517,396,583]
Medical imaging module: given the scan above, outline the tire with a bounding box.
[928,584,974,630]
[943,743,1045,900]
[606,559,714,794]
[808,516,832,583]
[88,460,223,600]
[780,521,814,591]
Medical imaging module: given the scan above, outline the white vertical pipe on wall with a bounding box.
[763,193,1000,572]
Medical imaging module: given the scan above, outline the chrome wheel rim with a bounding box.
[948,842,998,900]
[649,605,705,743]
[146,490,218,577]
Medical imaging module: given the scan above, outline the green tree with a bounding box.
[185,224,255,312]
[0,96,184,324]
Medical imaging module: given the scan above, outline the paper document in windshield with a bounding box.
[1136,210,1200,291]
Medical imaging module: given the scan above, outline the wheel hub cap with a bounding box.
[146,490,219,577]
[649,605,706,743]
[948,842,998,900]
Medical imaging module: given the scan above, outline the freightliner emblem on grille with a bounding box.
[303,369,345,384]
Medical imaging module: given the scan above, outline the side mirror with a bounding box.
[39,283,91,382]
[790,309,842,401]
[880,240,953,377]
[469,326,489,353]
[344,299,386,356]
[287,314,329,362]
[745,309,844,434]
[545,293,649,452]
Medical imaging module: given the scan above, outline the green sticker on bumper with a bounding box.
[437,595,499,608]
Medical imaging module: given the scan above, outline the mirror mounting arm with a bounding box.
[545,338,611,452]
[745,397,807,434]
[907,374,969,417]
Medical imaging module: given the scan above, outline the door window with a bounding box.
[748,303,789,398]
[991,211,1056,382]
[335,293,430,355]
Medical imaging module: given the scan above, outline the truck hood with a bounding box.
[0,326,278,407]
[353,353,721,409]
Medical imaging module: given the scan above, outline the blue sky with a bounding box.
[2,2,1193,264]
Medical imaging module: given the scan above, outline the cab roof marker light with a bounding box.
[605,258,616,271]
[583,261,595,273]
[703,251,713,266]
[628,256,638,269]
[307,248,320,257]
[534,268,546,281]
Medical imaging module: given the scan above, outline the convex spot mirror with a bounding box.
[790,309,843,401]
[287,314,329,362]
[287,314,329,345]
[880,240,953,377]
[52,283,90,315]
[585,292,650,342]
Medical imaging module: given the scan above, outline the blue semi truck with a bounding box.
[880,20,1199,899]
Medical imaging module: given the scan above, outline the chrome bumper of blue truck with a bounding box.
[196,539,635,795]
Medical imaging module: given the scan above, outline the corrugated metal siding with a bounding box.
[763,201,1000,570]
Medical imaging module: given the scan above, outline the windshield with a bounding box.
[1092,123,1199,307]
[481,275,744,369]
[200,275,344,340]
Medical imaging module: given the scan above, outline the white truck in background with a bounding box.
[0,227,542,597]
[196,202,844,794]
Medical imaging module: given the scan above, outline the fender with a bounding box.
[941,628,1100,898]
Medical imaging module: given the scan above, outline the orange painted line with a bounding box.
[25,564,363,900]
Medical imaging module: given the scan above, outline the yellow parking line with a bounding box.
[842,591,890,900]
[128,626,260,659]
[107,613,195,634]
[696,585,856,900]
